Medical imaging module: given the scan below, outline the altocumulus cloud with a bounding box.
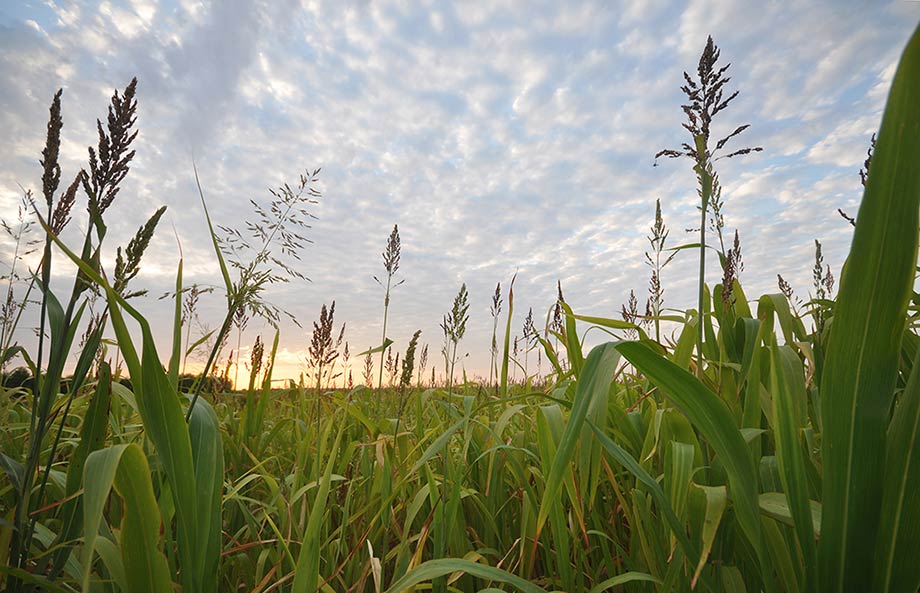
[0,0,918,382]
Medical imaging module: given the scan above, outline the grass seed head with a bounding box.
[40,89,63,209]
[655,36,761,165]
[383,224,401,275]
[113,205,167,298]
[400,329,422,389]
[87,78,138,215]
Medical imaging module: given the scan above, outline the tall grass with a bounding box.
[2,23,920,593]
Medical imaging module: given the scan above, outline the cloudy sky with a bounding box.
[1,0,918,385]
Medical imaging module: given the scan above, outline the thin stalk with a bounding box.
[697,196,707,379]
[694,135,711,380]
[377,273,392,395]
[182,314,191,374]
[0,223,26,367]
[0,271,38,363]
[234,325,243,390]
[654,248,661,343]
[186,307,235,420]
[488,314,499,390]
[9,199,53,581]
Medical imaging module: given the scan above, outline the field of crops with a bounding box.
[2,23,920,593]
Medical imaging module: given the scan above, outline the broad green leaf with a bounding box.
[818,23,920,593]
[769,345,816,589]
[759,492,822,537]
[82,444,171,593]
[874,346,920,592]
[43,217,218,593]
[188,396,224,593]
[589,423,697,562]
[535,343,620,539]
[587,571,659,593]
[292,418,346,592]
[385,559,546,593]
[616,341,769,586]
[50,361,113,577]
[691,484,727,588]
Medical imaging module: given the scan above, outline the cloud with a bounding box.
[1,0,918,382]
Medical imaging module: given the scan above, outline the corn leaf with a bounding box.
[818,22,920,593]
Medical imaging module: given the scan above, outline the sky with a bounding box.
[1,0,918,386]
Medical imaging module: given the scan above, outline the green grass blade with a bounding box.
[50,361,112,577]
[292,416,346,592]
[535,342,620,540]
[500,274,516,398]
[384,559,547,593]
[192,163,233,297]
[818,23,920,593]
[168,259,183,391]
[769,345,816,589]
[874,347,920,593]
[82,444,171,593]
[691,484,727,587]
[112,445,174,593]
[616,341,768,584]
[188,396,224,593]
[559,302,584,377]
[587,571,659,593]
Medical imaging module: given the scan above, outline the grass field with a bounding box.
[3,24,920,593]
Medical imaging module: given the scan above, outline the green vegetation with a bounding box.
[3,25,920,593]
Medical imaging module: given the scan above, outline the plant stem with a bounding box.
[697,194,707,379]
[187,307,235,420]
[377,273,392,396]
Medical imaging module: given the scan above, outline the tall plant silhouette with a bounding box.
[655,36,761,376]
[375,224,403,392]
